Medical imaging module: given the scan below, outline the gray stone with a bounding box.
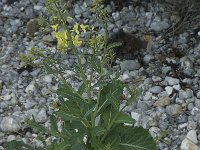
[173,84,181,91]
[121,72,131,81]
[154,96,170,107]
[197,91,200,99]
[25,82,35,93]
[149,127,161,138]
[179,89,193,100]
[181,138,200,150]
[43,75,52,84]
[26,109,39,119]
[144,78,153,84]
[166,104,183,116]
[149,86,163,94]
[3,94,11,101]
[25,7,35,19]
[74,4,83,15]
[34,5,43,11]
[165,76,180,85]
[152,76,162,82]
[0,70,18,85]
[10,19,22,27]
[150,21,170,32]
[0,116,20,132]
[143,54,154,64]
[131,112,141,122]
[162,66,171,75]
[120,60,141,71]
[35,108,47,123]
[41,87,51,96]
[187,130,198,144]
[165,86,173,95]
[7,135,16,142]
[112,12,120,21]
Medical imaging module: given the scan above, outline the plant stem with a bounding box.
[54,3,92,103]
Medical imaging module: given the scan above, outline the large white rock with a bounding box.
[186,130,198,144]
[181,130,200,150]
[181,138,200,150]
[0,116,20,132]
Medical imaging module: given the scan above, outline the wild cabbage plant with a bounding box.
[6,0,157,149]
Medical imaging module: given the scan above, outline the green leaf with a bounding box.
[91,137,104,149]
[97,80,124,115]
[56,111,81,121]
[55,141,71,150]
[83,102,96,119]
[44,64,58,75]
[70,133,85,150]
[107,41,122,50]
[50,115,58,132]
[119,126,157,150]
[27,119,68,139]
[46,141,70,150]
[114,111,135,124]
[5,140,34,150]
[101,107,134,128]
[89,56,101,73]
[57,84,85,103]
[92,126,107,136]
[106,93,119,109]
[101,124,121,150]
[126,86,139,105]
[27,119,48,133]
[77,83,85,95]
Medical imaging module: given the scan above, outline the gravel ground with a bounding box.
[0,0,200,149]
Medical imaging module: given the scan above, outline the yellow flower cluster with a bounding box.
[51,20,92,51]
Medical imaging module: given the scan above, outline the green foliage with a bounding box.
[6,0,157,149]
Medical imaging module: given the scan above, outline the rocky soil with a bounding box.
[0,0,200,149]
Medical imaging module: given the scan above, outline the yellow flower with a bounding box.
[51,24,59,31]
[80,24,88,33]
[91,26,95,31]
[72,35,82,46]
[54,31,68,49]
[67,16,73,20]
[73,23,79,34]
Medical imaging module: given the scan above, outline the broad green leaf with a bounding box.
[101,124,121,150]
[101,107,134,128]
[56,111,81,121]
[5,140,34,150]
[58,100,82,117]
[114,111,135,124]
[92,126,107,136]
[57,87,84,103]
[107,93,119,109]
[64,120,85,134]
[50,115,58,132]
[91,137,104,149]
[119,126,157,150]
[70,133,85,150]
[97,80,124,115]
[46,141,70,150]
